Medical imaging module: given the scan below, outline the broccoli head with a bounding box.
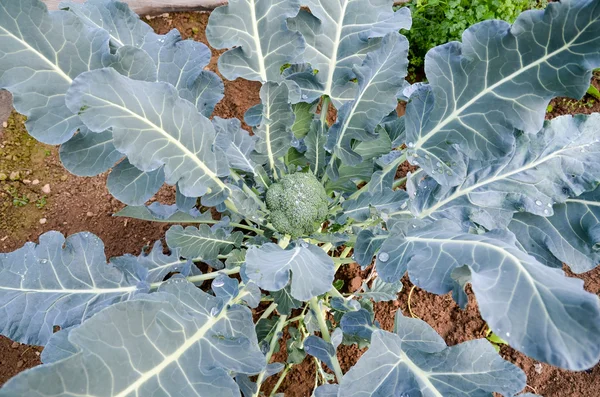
[266,172,329,237]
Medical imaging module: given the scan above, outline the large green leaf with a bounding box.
[288,0,411,105]
[406,0,600,185]
[252,82,295,173]
[59,127,122,176]
[0,0,109,144]
[245,242,335,301]
[377,220,600,370]
[106,160,165,206]
[0,232,147,346]
[66,68,231,205]
[206,0,304,82]
[60,0,153,48]
[325,32,409,169]
[166,225,243,261]
[338,313,525,397]
[407,114,600,230]
[0,280,265,397]
[510,186,600,273]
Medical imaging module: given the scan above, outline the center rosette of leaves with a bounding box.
[265,172,329,238]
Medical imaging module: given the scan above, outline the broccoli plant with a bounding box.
[1,0,600,395]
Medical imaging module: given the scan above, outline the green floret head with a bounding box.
[266,172,329,237]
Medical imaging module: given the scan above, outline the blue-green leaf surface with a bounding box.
[245,243,334,301]
[271,286,302,316]
[41,327,78,364]
[409,114,600,230]
[166,225,243,261]
[63,0,224,116]
[342,189,409,222]
[377,220,600,370]
[110,240,196,284]
[101,45,157,82]
[59,128,122,177]
[288,1,411,105]
[214,117,258,174]
[206,0,304,82]
[340,309,377,340]
[116,203,212,224]
[305,119,328,175]
[106,160,165,206]
[314,385,339,397]
[66,68,231,203]
[356,278,402,302]
[338,313,525,397]
[0,0,109,144]
[325,32,408,168]
[60,0,153,48]
[354,228,387,268]
[407,0,600,186]
[304,335,337,370]
[252,82,295,173]
[0,232,147,345]
[510,186,600,273]
[0,280,265,397]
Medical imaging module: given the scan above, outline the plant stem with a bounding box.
[332,258,354,265]
[278,234,291,248]
[392,176,408,189]
[319,96,333,183]
[328,286,344,300]
[321,242,333,253]
[340,246,352,259]
[259,302,279,320]
[308,297,344,383]
[270,365,291,396]
[253,314,288,397]
[148,267,241,290]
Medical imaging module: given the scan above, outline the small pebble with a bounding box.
[86,211,94,217]
[9,171,20,181]
[41,184,51,194]
[534,363,543,374]
[23,179,31,184]
[16,360,23,368]
[2,121,7,128]
[35,351,40,356]
[39,218,47,225]
[60,175,68,181]
[31,179,39,185]
[11,342,19,349]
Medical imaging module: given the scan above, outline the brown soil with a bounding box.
[1,10,599,397]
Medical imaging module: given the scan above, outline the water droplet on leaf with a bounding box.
[213,278,225,288]
[378,252,390,262]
